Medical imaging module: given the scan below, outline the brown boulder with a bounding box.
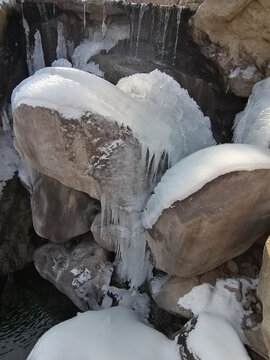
[31,174,100,243]
[146,170,270,277]
[190,0,270,97]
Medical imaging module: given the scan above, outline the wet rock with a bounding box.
[0,175,44,275]
[31,174,100,243]
[33,235,113,311]
[146,170,270,277]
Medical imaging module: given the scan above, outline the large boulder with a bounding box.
[190,0,270,97]
[33,235,113,311]
[258,237,270,359]
[145,168,270,277]
[31,174,100,243]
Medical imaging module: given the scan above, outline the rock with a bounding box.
[177,317,198,360]
[31,174,100,243]
[91,213,117,252]
[129,0,204,11]
[190,0,269,97]
[146,170,270,277]
[152,276,200,318]
[33,235,113,311]
[258,237,270,358]
[244,323,268,359]
[0,175,44,275]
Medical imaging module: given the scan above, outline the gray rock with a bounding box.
[31,174,100,243]
[146,170,270,277]
[33,235,113,311]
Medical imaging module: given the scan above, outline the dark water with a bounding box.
[0,265,78,360]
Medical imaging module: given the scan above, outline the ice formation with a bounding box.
[72,23,130,76]
[26,306,179,360]
[0,133,21,198]
[12,67,215,287]
[56,22,67,60]
[178,278,256,360]
[233,77,270,147]
[143,143,270,228]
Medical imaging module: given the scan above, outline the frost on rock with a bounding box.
[233,77,270,148]
[0,133,20,198]
[72,23,130,77]
[26,306,180,360]
[51,58,72,68]
[178,278,256,360]
[143,144,270,228]
[12,67,215,287]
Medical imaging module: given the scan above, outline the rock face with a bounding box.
[31,174,100,243]
[146,170,270,277]
[258,237,270,359]
[0,176,44,275]
[33,235,113,311]
[190,0,270,97]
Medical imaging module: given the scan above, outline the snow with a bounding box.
[12,68,215,171]
[178,278,256,360]
[229,66,256,80]
[72,23,130,76]
[26,306,179,360]
[233,77,270,148]
[143,143,270,228]
[186,313,250,360]
[0,132,21,198]
[51,58,72,68]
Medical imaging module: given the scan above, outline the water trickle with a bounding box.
[161,7,170,62]
[135,4,148,59]
[37,3,48,22]
[172,6,182,66]
[129,5,136,56]
[149,5,156,60]
[82,0,86,30]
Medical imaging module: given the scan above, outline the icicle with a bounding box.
[56,22,67,59]
[21,0,33,74]
[135,4,147,59]
[172,6,182,67]
[31,30,45,72]
[149,5,156,59]
[101,19,107,39]
[161,7,170,62]
[53,4,56,16]
[1,109,11,133]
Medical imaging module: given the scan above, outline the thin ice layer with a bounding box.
[12,68,215,170]
[27,306,179,360]
[233,77,270,147]
[143,144,270,228]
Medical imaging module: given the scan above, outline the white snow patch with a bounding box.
[72,23,130,76]
[229,66,256,80]
[234,77,270,148]
[143,143,270,228]
[186,313,250,360]
[26,306,179,360]
[0,133,21,198]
